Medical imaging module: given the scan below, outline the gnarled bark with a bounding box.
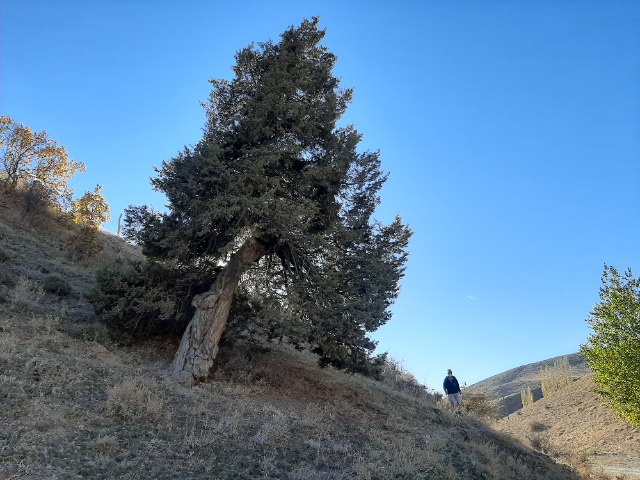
[172,236,269,382]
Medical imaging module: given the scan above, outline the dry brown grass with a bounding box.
[106,376,169,422]
[3,313,585,479]
[0,191,590,479]
[496,375,640,479]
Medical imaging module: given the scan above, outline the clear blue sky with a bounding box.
[3,1,639,391]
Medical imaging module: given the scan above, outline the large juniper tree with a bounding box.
[125,18,411,382]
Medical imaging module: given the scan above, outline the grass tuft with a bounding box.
[106,377,168,422]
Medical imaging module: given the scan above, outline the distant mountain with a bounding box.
[466,353,591,417]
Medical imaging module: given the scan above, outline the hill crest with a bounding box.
[466,353,591,417]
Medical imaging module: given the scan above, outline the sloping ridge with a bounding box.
[0,191,585,480]
[496,374,640,479]
[466,353,591,416]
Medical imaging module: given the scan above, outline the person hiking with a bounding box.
[443,369,463,413]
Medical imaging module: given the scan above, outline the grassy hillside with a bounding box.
[466,354,591,417]
[0,190,601,479]
[495,374,640,479]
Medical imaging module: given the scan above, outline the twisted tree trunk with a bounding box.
[172,236,269,383]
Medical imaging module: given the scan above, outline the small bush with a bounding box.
[27,313,61,335]
[43,275,72,296]
[106,377,167,422]
[69,225,103,259]
[20,182,56,217]
[71,185,110,228]
[381,356,427,398]
[9,275,44,308]
[529,421,547,432]
[464,391,499,419]
[68,322,112,343]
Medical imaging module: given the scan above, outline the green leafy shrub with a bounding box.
[580,265,640,428]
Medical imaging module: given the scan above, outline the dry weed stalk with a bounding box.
[9,275,44,308]
[27,312,60,335]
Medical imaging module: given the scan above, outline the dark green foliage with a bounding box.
[43,275,72,296]
[580,265,640,427]
[120,205,160,246]
[92,259,264,340]
[102,18,412,376]
[90,260,207,335]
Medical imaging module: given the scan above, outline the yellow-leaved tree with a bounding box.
[72,185,110,228]
[0,115,85,208]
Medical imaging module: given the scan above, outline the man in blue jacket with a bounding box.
[443,369,462,413]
